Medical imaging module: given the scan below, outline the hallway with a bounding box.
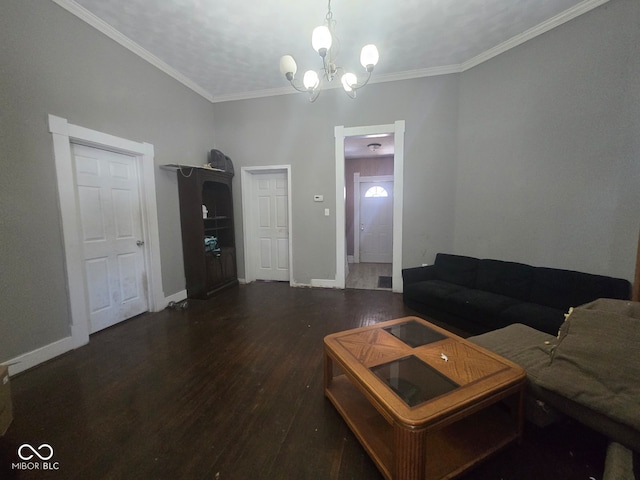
[346,262,392,290]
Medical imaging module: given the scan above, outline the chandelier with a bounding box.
[279,0,379,102]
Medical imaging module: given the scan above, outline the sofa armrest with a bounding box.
[402,265,438,285]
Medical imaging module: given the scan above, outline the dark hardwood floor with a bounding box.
[1,282,607,479]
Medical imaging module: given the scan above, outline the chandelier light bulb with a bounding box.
[341,72,357,92]
[312,25,332,55]
[303,70,320,90]
[360,44,379,70]
[279,55,298,81]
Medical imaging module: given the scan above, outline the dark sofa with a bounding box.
[402,253,631,335]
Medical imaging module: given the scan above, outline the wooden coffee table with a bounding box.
[324,316,526,480]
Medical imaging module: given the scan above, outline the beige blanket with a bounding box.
[536,299,640,431]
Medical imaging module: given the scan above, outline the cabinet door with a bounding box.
[220,248,237,283]
[205,253,224,290]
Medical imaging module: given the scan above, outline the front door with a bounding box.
[252,172,290,281]
[72,143,148,333]
[359,181,393,263]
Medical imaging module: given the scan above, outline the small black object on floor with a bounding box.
[377,275,392,288]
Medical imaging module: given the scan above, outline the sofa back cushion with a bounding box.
[529,267,631,310]
[434,253,479,287]
[476,259,534,301]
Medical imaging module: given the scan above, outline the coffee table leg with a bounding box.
[323,349,333,392]
[394,424,427,480]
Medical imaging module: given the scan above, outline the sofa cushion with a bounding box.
[442,288,520,326]
[536,302,640,431]
[469,323,555,381]
[476,259,534,301]
[433,253,479,288]
[403,280,464,311]
[529,267,631,311]
[499,302,566,335]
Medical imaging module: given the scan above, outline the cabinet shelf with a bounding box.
[204,226,231,234]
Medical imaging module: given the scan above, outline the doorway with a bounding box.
[335,121,405,292]
[347,172,394,290]
[356,177,394,264]
[49,114,163,354]
[241,166,293,283]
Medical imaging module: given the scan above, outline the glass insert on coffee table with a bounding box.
[323,316,526,480]
[370,355,459,407]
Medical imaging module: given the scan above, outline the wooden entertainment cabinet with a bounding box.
[172,165,238,299]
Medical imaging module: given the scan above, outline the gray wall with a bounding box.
[455,0,640,279]
[212,0,638,286]
[2,0,637,367]
[211,77,460,284]
[1,1,214,362]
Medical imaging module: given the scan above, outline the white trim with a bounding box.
[165,289,187,305]
[240,165,293,284]
[3,336,75,376]
[393,121,406,294]
[335,121,405,293]
[51,0,608,104]
[50,0,214,103]
[353,174,394,264]
[49,114,164,352]
[310,278,339,289]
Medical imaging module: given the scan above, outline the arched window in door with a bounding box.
[364,185,389,198]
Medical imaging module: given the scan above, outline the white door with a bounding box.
[72,144,148,333]
[360,181,393,263]
[252,172,290,281]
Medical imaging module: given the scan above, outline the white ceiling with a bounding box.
[58,0,607,104]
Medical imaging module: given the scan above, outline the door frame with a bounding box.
[353,174,394,264]
[335,121,405,292]
[49,114,164,349]
[241,165,293,284]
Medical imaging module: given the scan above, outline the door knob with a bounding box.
[360,224,365,231]
[136,240,145,246]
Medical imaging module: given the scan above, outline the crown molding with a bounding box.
[370,64,463,84]
[461,0,610,71]
[50,0,215,103]
[211,64,464,103]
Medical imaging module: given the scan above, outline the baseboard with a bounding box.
[164,289,187,306]
[4,336,75,376]
[310,278,339,288]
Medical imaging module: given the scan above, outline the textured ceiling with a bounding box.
[63,0,604,104]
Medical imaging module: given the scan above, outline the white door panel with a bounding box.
[252,172,290,281]
[360,181,393,263]
[72,144,148,333]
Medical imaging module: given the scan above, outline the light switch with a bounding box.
[314,195,324,202]
[324,208,330,216]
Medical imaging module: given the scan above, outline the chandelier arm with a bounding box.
[308,89,321,103]
[343,89,356,99]
[288,79,311,94]
[350,70,373,91]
